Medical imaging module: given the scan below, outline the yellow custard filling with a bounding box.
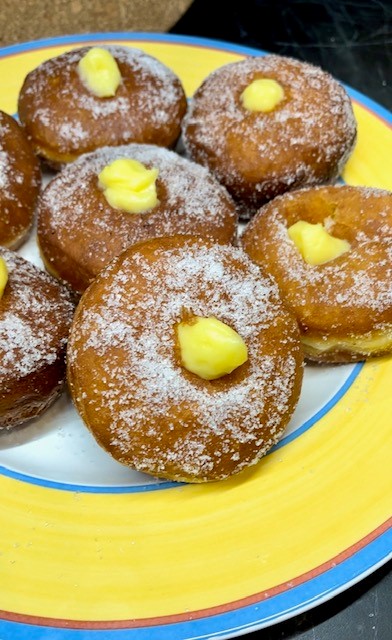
[302,328,392,355]
[288,220,351,265]
[177,316,248,380]
[241,78,284,112]
[78,47,121,98]
[98,158,159,214]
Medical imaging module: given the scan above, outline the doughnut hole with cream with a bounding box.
[37,144,238,295]
[182,54,357,219]
[67,235,304,482]
[241,185,392,363]
[17,46,187,168]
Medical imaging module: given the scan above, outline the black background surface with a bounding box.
[171,0,391,110]
[170,2,391,638]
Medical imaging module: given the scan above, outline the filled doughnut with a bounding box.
[0,110,41,249]
[37,143,238,294]
[0,247,75,430]
[67,235,304,483]
[182,54,357,218]
[17,45,187,168]
[241,185,392,363]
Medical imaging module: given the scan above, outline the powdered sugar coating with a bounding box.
[18,45,187,161]
[37,143,237,293]
[68,237,303,482]
[0,247,75,429]
[241,185,392,340]
[0,248,75,381]
[182,54,357,217]
[0,111,41,248]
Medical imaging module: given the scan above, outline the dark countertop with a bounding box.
[171,0,392,110]
[171,2,391,639]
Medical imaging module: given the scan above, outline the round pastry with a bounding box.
[67,235,304,483]
[17,45,187,168]
[0,247,75,430]
[241,185,392,363]
[37,143,238,294]
[0,110,41,249]
[182,54,357,218]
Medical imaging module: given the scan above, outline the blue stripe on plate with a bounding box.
[0,525,390,639]
[1,32,391,123]
[0,363,363,493]
[0,31,390,640]
[0,33,379,495]
[273,362,363,450]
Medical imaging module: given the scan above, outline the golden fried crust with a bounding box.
[37,144,238,295]
[67,235,304,483]
[241,185,392,362]
[182,55,357,218]
[0,110,41,248]
[18,46,187,167]
[0,247,75,430]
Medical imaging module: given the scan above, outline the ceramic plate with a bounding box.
[0,32,391,640]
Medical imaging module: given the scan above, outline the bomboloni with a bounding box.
[241,185,392,362]
[0,247,75,430]
[67,235,304,483]
[18,45,187,168]
[182,54,357,218]
[0,110,41,248]
[37,143,238,294]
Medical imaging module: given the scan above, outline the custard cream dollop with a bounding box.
[78,47,122,98]
[241,78,284,112]
[177,316,248,380]
[98,158,159,214]
[288,220,351,265]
